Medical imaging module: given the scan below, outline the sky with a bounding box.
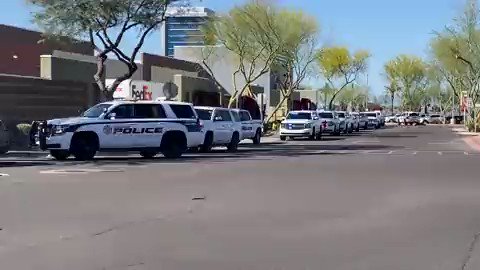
[0,0,466,96]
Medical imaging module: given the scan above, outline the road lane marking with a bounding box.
[437,152,443,155]
[465,152,470,156]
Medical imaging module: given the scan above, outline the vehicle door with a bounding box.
[230,110,244,139]
[130,104,167,147]
[239,111,254,138]
[102,104,135,149]
[213,109,234,143]
[169,104,202,147]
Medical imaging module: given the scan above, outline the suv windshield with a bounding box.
[195,109,213,120]
[319,112,333,118]
[366,113,377,117]
[287,112,311,120]
[82,103,112,118]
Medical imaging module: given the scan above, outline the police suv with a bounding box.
[39,100,204,160]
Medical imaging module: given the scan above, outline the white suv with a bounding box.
[231,109,263,145]
[317,111,341,135]
[336,111,352,134]
[39,101,204,160]
[194,106,242,152]
[280,110,322,141]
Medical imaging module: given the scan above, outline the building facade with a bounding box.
[159,7,214,57]
[0,24,93,77]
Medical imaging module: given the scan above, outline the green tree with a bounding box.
[384,55,428,111]
[202,1,283,108]
[430,0,480,128]
[29,0,181,100]
[337,85,368,111]
[317,46,370,110]
[266,9,319,122]
[384,81,401,115]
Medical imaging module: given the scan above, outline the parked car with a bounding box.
[398,112,421,125]
[317,111,341,135]
[363,112,381,129]
[356,113,370,129]
[372,111,385,126]
[280,110,322,141]
[336,111,353,134]
[349,112,361,132]
[0,120,9,154]
[38,100,205,160]
[230,109,263,144]
[351,112,368,130]
[385,114,399,123]
[337,111,353,134]
[429,114,445,124]
[195,107,243,152]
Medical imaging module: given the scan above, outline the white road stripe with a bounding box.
[438,152,443,155]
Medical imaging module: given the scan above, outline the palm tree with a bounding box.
[385,82,401,114]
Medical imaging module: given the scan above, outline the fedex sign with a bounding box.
[109,79,165,100]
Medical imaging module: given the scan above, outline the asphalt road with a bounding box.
[1,125,479,270]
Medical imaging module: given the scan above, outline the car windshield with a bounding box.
[319,112,334,118]
[82,103,112,118]
[337,112,346,118]
[195,109,213,120]
[366,113,377,117]
[287,112,311,120]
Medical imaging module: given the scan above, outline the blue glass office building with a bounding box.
[160,7,215,57]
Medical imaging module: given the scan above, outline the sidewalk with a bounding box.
[452,126,480,152]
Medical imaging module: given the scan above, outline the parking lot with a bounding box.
[1,125,480,270]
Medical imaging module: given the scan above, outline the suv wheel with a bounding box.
[252,129,261,145]
[161,132,186,159]
[140,150,158,159]
[280,136,286,141]
[200,132,214,152]
[50,150,70,160]
[227,132,240,152]
[70,134,97,161]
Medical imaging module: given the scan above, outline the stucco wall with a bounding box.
[174,46,272,109]
[106,59,143,81]
[0,24,93,77]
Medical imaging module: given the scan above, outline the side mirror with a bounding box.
[108,112,117,120]
[214,116,223,121]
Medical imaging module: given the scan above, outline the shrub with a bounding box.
[16,123,32,136]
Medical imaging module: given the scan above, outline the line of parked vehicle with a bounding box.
[385,112,446,125]
[21,100,264,161]
[279,110,385,141]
